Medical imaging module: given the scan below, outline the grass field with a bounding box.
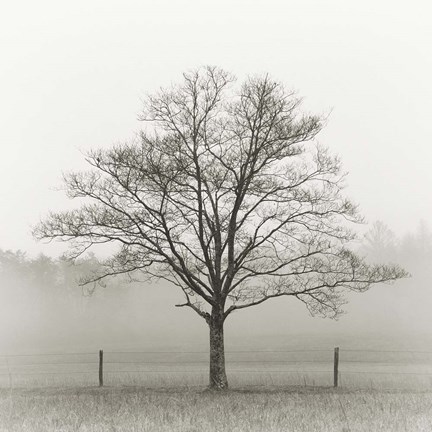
[0,385,431,431]
[2,345,432,390]
[2,335,432,430]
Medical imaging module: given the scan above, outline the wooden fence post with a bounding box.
[5,356,12,389]
[99,350,104,387]
[334,347,339,388]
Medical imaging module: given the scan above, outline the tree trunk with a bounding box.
[208,307,228,390]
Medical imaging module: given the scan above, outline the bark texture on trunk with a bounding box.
[209,308,228,390]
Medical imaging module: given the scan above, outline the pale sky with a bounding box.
[1,0,431,256]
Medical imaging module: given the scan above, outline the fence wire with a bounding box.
[1,347,432,388]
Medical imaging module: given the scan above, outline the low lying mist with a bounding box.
[1,220,431,354]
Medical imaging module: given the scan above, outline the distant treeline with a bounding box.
[1,220,430,295]
[0,251,155,352]
[0,220,431,351]
[360,220,432,272]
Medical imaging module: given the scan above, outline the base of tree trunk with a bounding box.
[209,310,228,390]
[208,376,228,390]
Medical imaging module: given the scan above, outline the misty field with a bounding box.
[2,336,432,430]
[0,386,431,432]
[2,343,432,390]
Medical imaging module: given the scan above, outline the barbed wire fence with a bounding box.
[1,347,432,389]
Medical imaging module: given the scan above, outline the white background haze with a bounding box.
[0,0,431,353]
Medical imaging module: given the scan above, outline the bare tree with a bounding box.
[363,221,398,262]
[34,67,407,389]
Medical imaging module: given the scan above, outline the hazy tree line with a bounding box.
[0,251,155,352]
[2,220,428,309]
[0,219,430,353]
[0,250,100,314]
[361,220,432,273]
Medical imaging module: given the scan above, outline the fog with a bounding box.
[1,220,431,354]
[1,0,432,354]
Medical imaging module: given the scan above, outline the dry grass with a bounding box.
[1,341,432,431]
[0,385,431,432]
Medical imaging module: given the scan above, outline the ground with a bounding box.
[0,386,431,432]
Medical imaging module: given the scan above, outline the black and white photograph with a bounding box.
[1,1,431,430]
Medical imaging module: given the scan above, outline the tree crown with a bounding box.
[34,66,408,321]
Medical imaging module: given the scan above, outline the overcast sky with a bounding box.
[1,0,431,256]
